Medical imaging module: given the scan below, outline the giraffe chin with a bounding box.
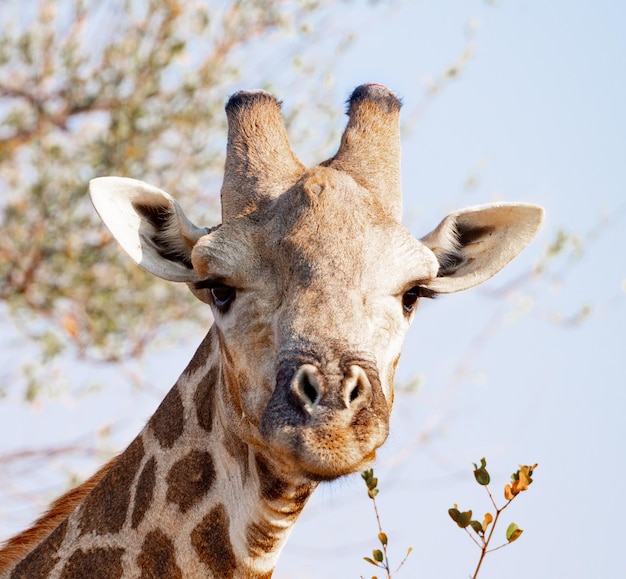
[262,422,388,482]
[300,448,380,482]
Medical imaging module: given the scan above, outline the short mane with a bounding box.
[0,457,117,572]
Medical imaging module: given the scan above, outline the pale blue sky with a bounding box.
[1,1,624,578]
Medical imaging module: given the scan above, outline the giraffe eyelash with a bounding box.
[193,277,230,291]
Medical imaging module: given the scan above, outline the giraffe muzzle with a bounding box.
[259,356,389,480]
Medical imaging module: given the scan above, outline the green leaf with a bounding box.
[469,520,483,535]
[362,469,378,492]
[459,510,472,528]
[473,457,491,485]
[448,507,461,524]
[373,549,384,562]
[448,507,473,528]
[506,522,523,542]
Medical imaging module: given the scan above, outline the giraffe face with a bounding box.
[191,167,439,479]
[89,84,543,480]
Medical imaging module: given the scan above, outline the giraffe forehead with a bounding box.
[193,170,434,290]
[275,169,401,250]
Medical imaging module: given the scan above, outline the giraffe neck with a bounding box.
[2,329,318,578]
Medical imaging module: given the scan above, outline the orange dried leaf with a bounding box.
[505,463,538,499]
[516,464,537,491]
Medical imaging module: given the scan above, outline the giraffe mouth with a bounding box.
[260,395,390,480]
[262,418,388,481]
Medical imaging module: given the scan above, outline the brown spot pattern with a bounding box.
[255,454,288,502]
[166,450,215,513]
[149,386,185,449]
[9,519,68,579]
[182,331,214,377]
[292,484,313,512]
[80,437,144,536]
[276,483,313,520]
[131,457,157,529]
[191,504,236,579]
[137,529,182,579]
[194,366,218,434]
[217,362,244,418]
[246,520,280,558]
[59,547,124,579]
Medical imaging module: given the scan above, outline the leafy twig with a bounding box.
[361,469,412,578]
[448,458,537,579]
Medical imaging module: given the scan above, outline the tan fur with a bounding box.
[0,457,117,572]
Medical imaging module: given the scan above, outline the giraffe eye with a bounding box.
[210,284,236,311]
[402,288,420,314]
[402,286,437,315]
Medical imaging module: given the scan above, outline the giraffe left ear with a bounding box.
[420,203,544,294]
[89,177,210,282]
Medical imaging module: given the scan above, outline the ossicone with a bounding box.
[329,84,403,221]
[221,90,304,222]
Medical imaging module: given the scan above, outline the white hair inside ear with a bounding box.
[89,177,209,282]
[420,203,544,294]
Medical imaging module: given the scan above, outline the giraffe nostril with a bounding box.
[300,372,319,406]
[291,365,323,413]
[288,363,373,415]
[344,365,372,410]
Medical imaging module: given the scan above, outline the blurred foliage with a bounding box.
[0,0,378,398]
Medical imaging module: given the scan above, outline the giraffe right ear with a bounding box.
[89,177,210,282]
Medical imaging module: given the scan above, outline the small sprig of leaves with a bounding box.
[448,458,537,579]
[361,469,412,579]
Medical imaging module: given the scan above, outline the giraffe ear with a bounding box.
[420,203,544,294]
[89,177,210,282]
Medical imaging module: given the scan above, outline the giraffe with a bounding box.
[0,84,543,578]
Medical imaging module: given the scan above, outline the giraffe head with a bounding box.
[89,85,542,481]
